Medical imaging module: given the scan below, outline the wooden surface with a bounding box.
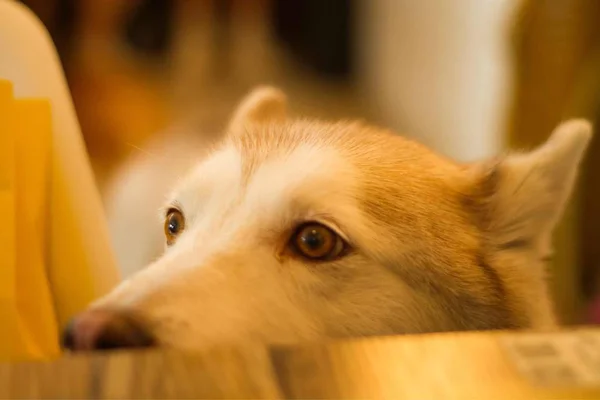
[1,328,599,399]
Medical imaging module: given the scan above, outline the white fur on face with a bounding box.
[95,108,591,350]
[94,141,427,349]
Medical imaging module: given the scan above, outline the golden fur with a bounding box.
[72,87,592,350]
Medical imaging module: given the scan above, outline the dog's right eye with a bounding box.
[164,208,185,245]
[290,222,347,261]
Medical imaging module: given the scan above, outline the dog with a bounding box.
[64,86,592,351]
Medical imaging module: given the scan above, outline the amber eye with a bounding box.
[164,208,185,245]
[291,222,347,261]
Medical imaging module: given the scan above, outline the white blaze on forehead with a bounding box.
[242,144,361,228]
[246,144,341,199]
[166,141,369,251]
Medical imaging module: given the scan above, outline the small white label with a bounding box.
[500,330,600,388]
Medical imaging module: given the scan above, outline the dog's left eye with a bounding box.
[164,208,185,245]
[290,222,347,261]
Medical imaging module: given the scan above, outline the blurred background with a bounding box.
[18,0,600,326]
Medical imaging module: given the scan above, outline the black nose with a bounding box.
[62,309,155,351]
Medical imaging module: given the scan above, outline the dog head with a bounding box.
[64,87,592,351]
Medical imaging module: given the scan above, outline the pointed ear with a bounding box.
[469,119,592,252]
[227,86,288,132]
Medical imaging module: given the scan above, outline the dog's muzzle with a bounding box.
[62,309,155,351]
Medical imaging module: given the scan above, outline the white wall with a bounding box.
[356,0,524,161]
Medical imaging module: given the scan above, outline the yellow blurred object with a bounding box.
[0,0,121,361]
[0,81,59,360]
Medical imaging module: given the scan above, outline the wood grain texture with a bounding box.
[1,329,599,399]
